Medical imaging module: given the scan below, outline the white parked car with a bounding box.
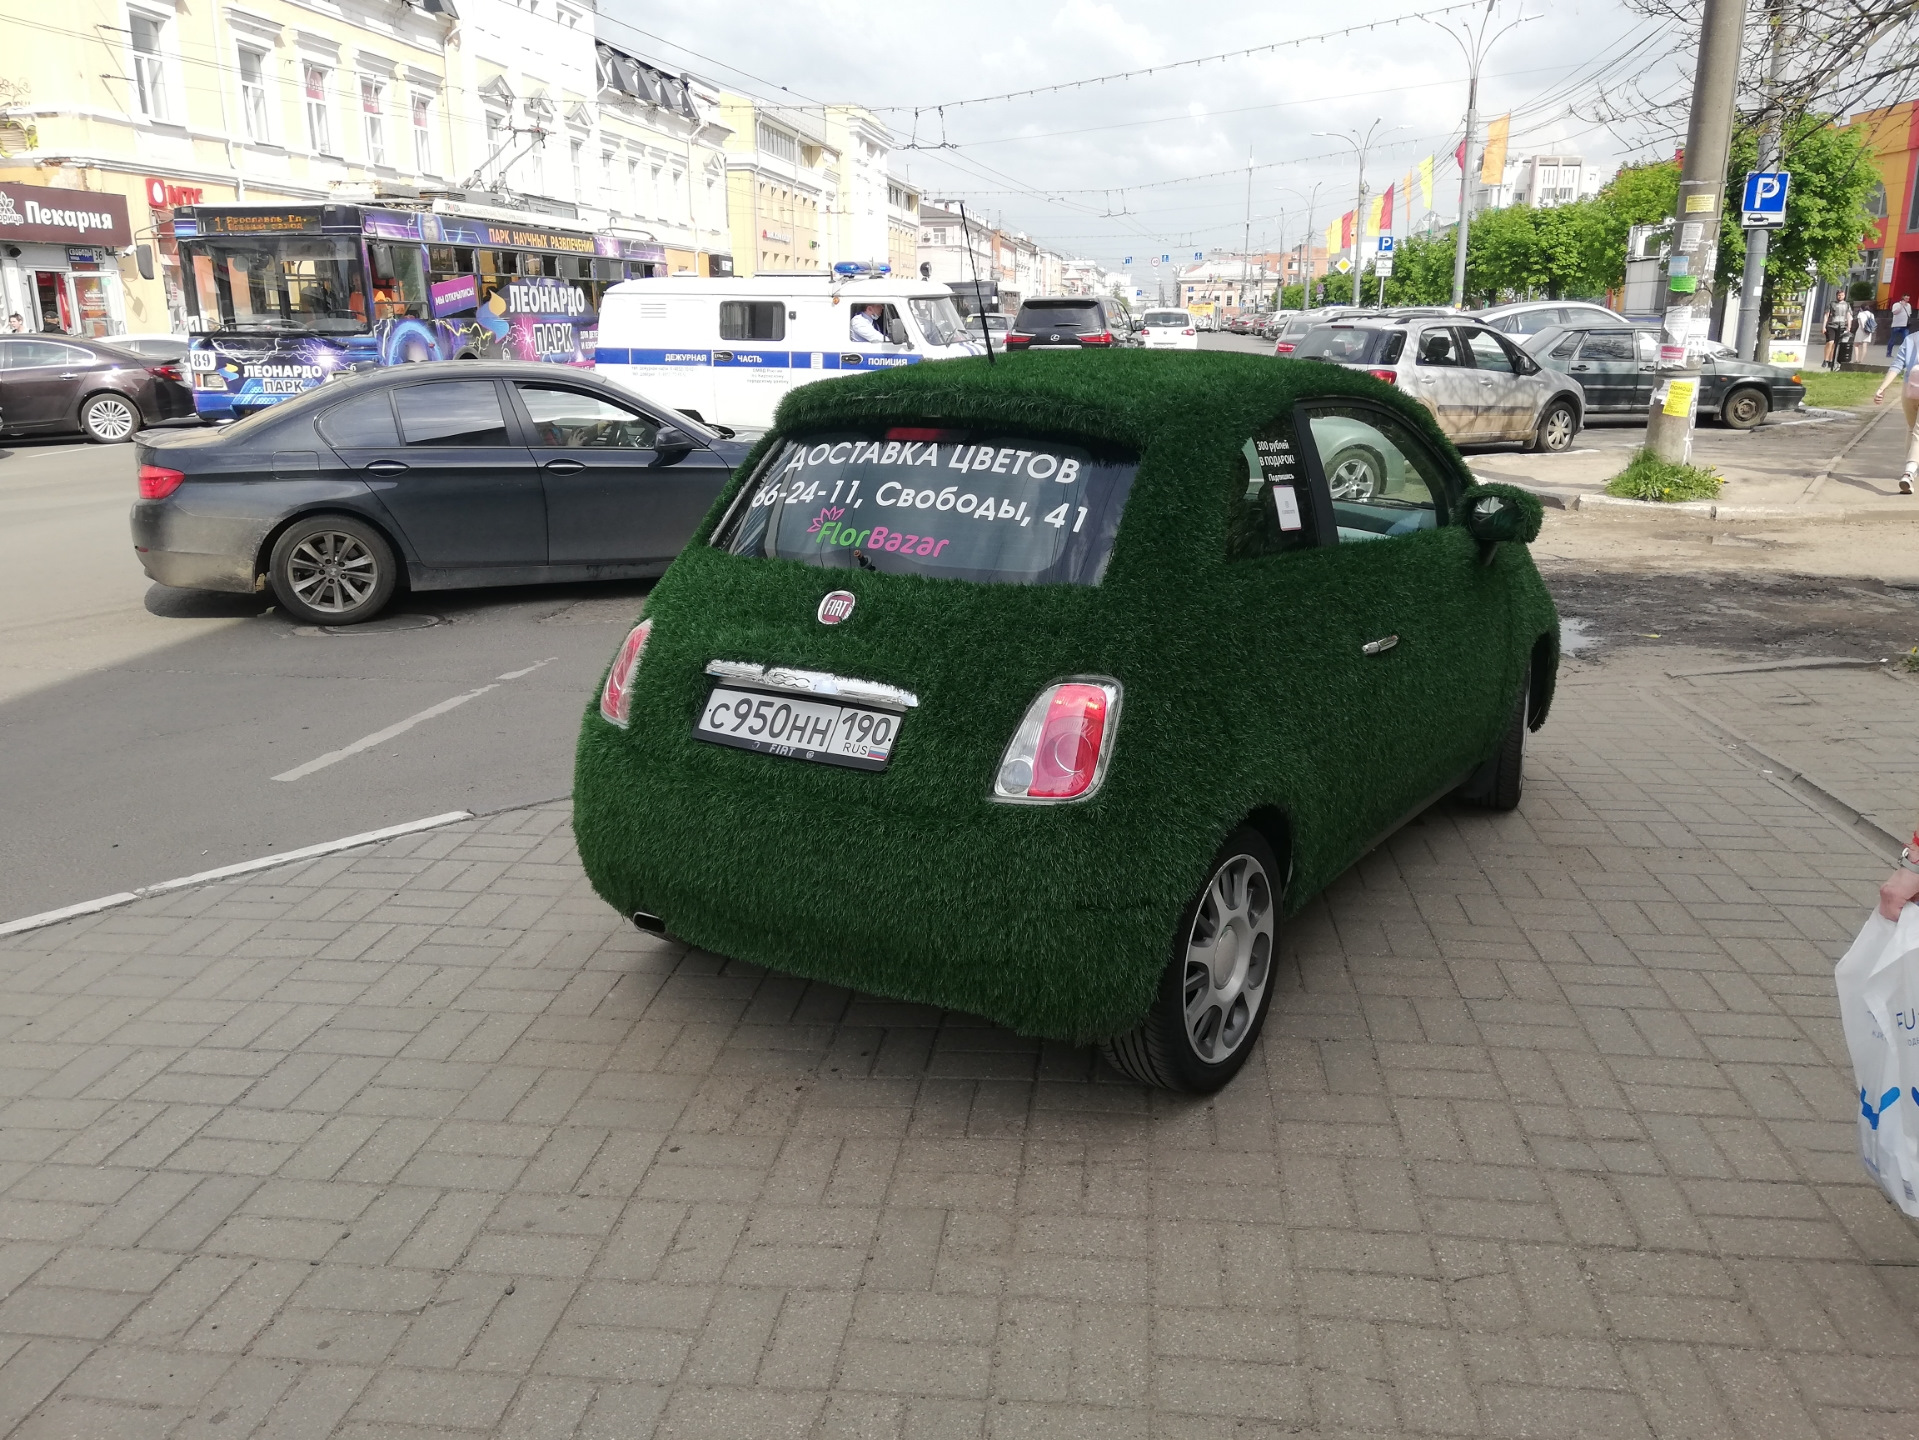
[1137,308,1200,350]
[1477,301,1631,337]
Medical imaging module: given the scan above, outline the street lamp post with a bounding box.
[1316,123,1402,307]
[1429,1,1531,308]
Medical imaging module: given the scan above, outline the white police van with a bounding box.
[595,265,983,430]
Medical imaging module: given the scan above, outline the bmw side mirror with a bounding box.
[651,425,698,466]
[1459,483,1543,564]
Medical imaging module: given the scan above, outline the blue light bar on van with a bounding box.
[832,261,893,277]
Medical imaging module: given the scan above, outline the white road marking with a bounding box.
[273,687,496,782]
[272,655,559,782]
[0,810,474,937]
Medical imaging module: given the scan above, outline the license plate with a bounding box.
[694,685,901,770]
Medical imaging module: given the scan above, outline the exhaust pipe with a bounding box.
[630,910,667,934]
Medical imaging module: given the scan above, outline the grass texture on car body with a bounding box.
[572,351,1560,1041]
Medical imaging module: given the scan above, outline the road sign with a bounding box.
[1375,258,1395,276]
[1161,253,1171,263]
[1741,170,1789,228]
[1123,255,1132,264]
[1194,251,1203,260]
[1150,256,1160,267]
[1377,236,1395,253]
[1334,257,1352,275]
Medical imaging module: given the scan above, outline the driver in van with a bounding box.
[850,304,887,344]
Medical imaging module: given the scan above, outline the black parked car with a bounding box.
[1524,322,1805,429]
[131,362,750,624]
[0,335,195,443]
[1004,297,1132,350]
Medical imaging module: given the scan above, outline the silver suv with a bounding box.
[1291,316,1584,451]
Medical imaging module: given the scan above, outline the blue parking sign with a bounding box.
[1377,235,1395,253]
[1741,170,1789,227]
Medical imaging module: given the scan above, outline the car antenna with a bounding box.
[957,201,995,366]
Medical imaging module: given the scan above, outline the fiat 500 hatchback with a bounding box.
[574,351,1558,1091]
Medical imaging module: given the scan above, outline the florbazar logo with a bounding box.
[817,590,855,625]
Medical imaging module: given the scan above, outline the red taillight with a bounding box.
[1274,342,1295,354]
[138,464,184,499]
[1183,328,1195,336]
[147,363,183,383]
[1004,333,1032,348]
[1366,368,1398,383]
[1082,332,1114,346]
[599,619,653,727]
[994,680,1122,803]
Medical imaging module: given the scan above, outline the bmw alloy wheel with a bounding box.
[287,531,378,614]
[1181,853,1275,1063]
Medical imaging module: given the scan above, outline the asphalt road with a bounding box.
[0,435,653,922]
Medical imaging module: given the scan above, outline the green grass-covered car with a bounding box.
[574,351,1558,1091]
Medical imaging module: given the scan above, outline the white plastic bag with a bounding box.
[1836,905,1919,1215]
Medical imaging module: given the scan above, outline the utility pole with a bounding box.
[1316,123,1398,308]
[1645,0,1748,462]
[1242,151,1254,319]
[1735,0,1789,362]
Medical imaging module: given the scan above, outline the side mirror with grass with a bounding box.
[1459,483,1544,564]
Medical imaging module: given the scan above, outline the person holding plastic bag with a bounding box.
[1835,823,1919,1214]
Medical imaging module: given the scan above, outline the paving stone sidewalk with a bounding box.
[0,658,1914,1439]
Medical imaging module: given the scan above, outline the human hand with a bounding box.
[1875,388,1888,404]
[1881,865,1919,921]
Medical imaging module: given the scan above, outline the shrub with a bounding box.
[1604,448,1724,503]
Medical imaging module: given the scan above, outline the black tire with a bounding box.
[80,392,140,443]
[1530,398,1578,453]
[268,514,397,625]
[1100,826,1281,1093]
[1325,445,1385,501]
[1720,386,1769,430]
[1460,677,1528,811]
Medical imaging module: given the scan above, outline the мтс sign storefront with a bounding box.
[0,181,133,247]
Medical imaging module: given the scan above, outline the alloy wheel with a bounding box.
[286,531,379,614]
[86,397,136,441]
[1181,853,1275,1063]
[1328,454,1379,500]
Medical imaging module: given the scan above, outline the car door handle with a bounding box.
[1569,364,1590,371]
[1361,635,1399,656]
[542,458,586,474]
[59,372,81,379]
[364,459,409,475]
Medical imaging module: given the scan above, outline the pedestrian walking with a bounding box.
[1890,294,1912,356]
[1882,821,1919,919]
[1854,304,1877,357]
[1869,329,1919,493]
[1825,296,1852,370]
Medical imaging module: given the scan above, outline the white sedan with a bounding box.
[1138,308,1200,350]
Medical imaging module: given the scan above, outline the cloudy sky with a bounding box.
[602,0,1696,269]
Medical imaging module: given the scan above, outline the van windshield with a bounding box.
[908,296,969,347]
[713,427,1138,585]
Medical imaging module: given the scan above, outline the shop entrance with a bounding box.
[28,270,115,338]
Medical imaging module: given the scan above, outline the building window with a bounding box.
[130,12,170,122]
[627,156,640,207]
[411,92,434,173]
[484,110,507,184]
[304,64,332,153]
[361,77,386,166]
[570,137,584,200]
[238,46,269,142]
[669,169,683,217]
[757,121,797,164]
[600,148,615,204]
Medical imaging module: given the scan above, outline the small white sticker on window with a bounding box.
[1272,484,1302,532]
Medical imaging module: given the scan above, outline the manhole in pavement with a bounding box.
[293,613,444,637]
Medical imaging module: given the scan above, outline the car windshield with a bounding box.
[908,296,969,347]
[1294,327,1405,364]
[713,427,1138,585]
[1143,311,1189,327]
[179,237,368,334]
[1015,300,1103,334]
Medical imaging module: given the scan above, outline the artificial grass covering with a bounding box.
[573,350,1560,1041]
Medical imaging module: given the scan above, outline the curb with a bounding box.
[1571,494,1808,519]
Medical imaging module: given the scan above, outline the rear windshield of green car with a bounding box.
[713,427,1138,585]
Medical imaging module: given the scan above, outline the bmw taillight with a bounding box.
[993,679,1121,803]
[138,464,184,499]
[1365,368,1398,383]
[599,619,653,727]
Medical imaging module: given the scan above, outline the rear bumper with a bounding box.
[130,498,270,593]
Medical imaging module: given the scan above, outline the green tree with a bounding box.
[1378,231,1457,306]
